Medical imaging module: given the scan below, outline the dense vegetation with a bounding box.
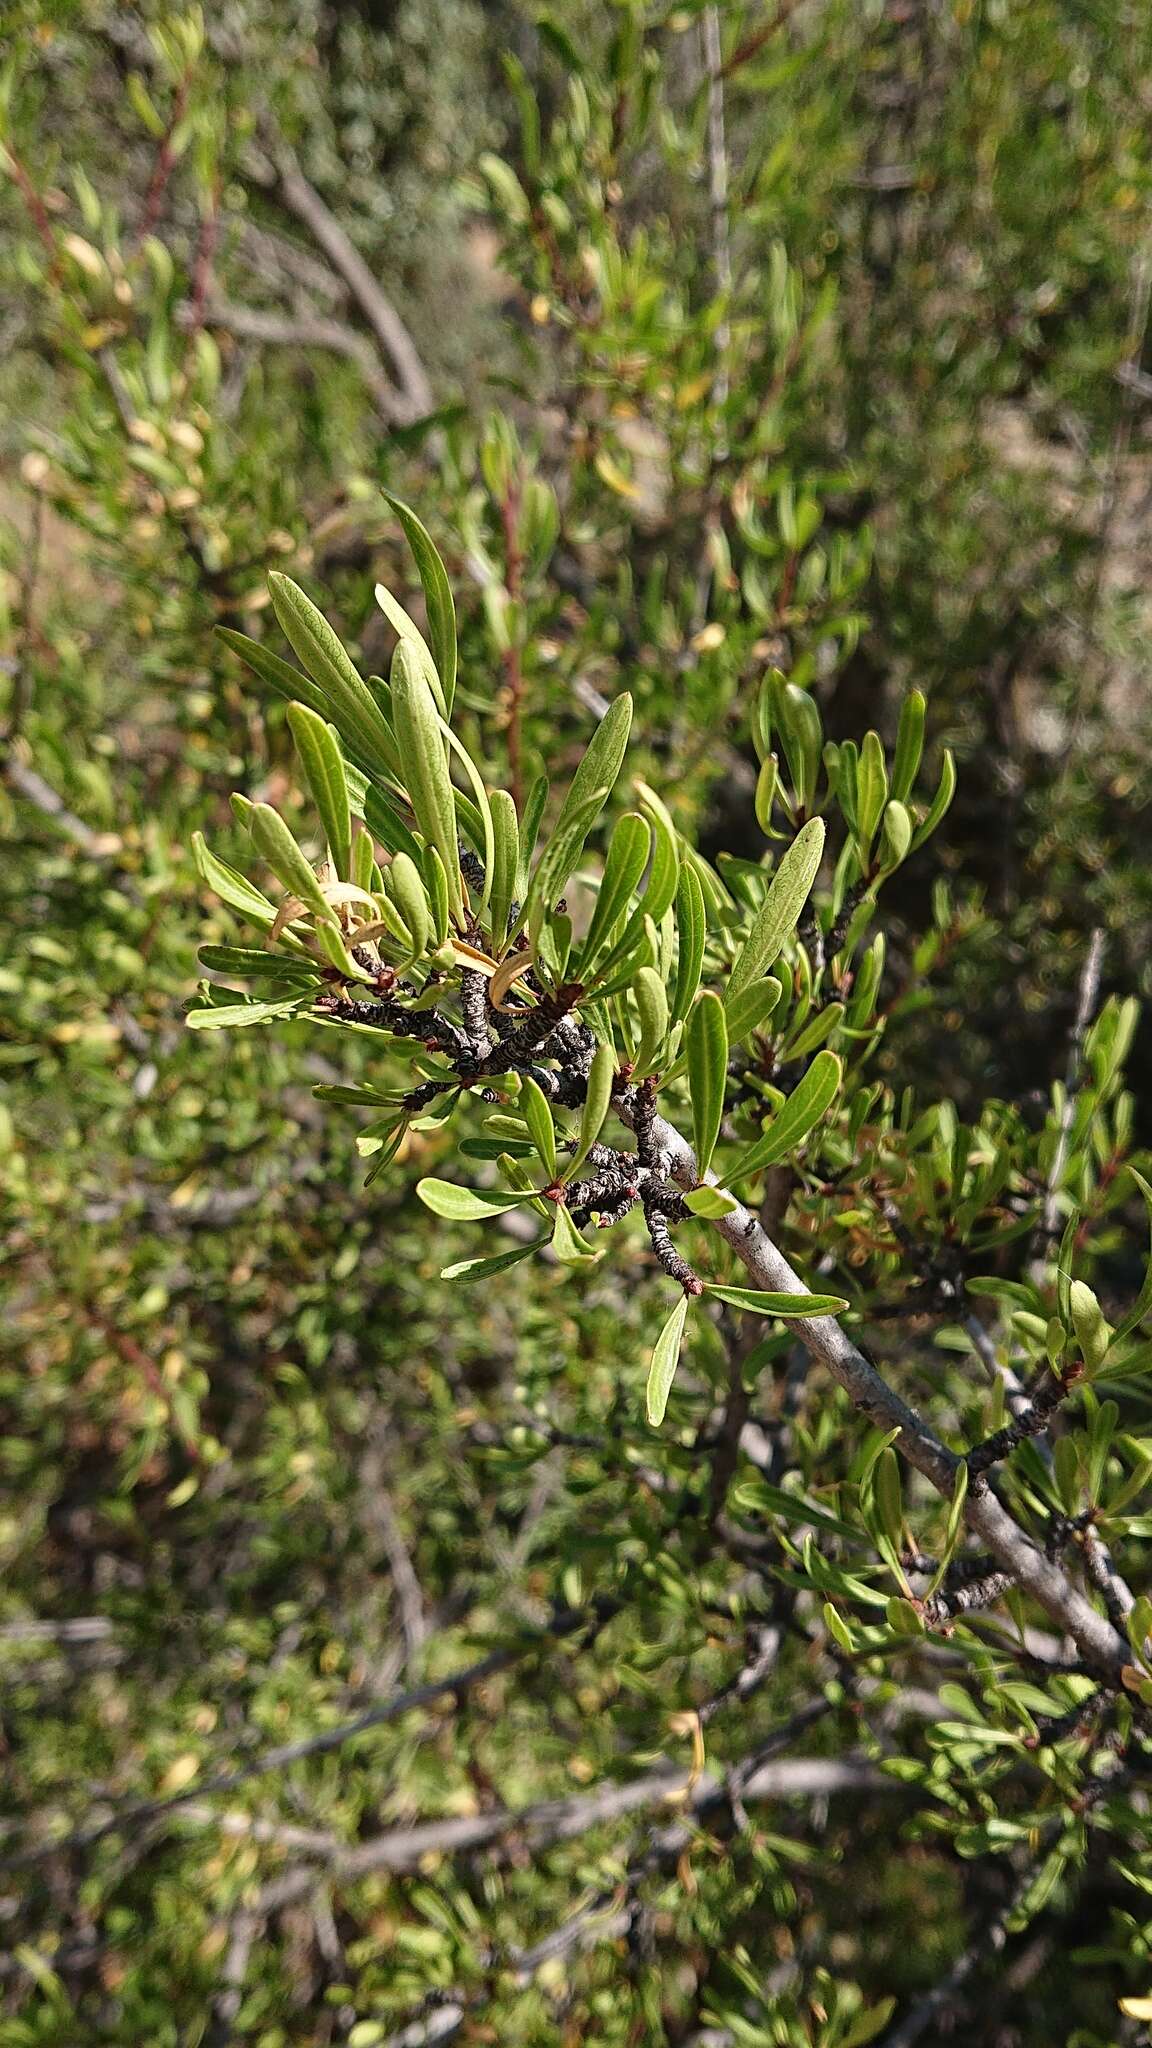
[3,4,1152,2043]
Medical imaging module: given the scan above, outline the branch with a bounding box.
[252,1744,890,1914]
[174,297,406,422]
[628,1101,1129,1681]
[262,135,433,422]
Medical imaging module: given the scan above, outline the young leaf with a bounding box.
[706,1283,849,1318]
[422,845,451,946]
[727,817,824,1005]
[687,990,728,1179]
[523,795,604,944]
[911,749,956,849]
[517,774,549,900]
[646,1293,690,1427]
[382,492,458,713]
[416,1179,533,1220]
[216,627,330,724]
[390,641,463,920]
[286,701,352,881]
[197,945,319,984]
[728,1050,842,1180]
[248,804,334,922]
[633,779,681,922]
[684,1186,738,1218]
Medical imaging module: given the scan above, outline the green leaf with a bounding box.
[1069,1280,1112,1374]
[551,1202,603,1266]
[441,1238,543,1282]
[390,641,463,921]
[363,785,423,865]
[872,1446,904,1553]
[416,1179,532,1221]
[488,788,520,949]
[517,774,549,900]
[187,995,310,1031]
[724,974,783,1048]
[287,701,352,882]
[632,779,681,922]
[268,574,398,784]
[382,492,458,713]
[568,1041,615,1180]
[891,689,926,803]
[646,1293,690,1427]
[191,832,279,930]
[855,730,888,860]
[683,1186,738,1218]
[520,1074,558,1179]
[216,627,331,724]
[550,692,633,868]
[248,804,333,922]
[388,851,431,959]
[632,965,670,1082]
[877,799,913,875]
[523,795,604,944]
[912,748,956,849]
[727,817,824,1005]
[670,860,706,1025]
[422,845,451,946]
[579,811,651,968]
[197,945,319,985]
[728,1050,842,1180]
[705,1283,849,1318]
[1114,1168,1152,1343]
[687,991,728,1178]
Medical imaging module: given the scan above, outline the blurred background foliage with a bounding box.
[2,1,1152,2041]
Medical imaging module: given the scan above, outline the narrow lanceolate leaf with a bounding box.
[422,845,451,946]
[567,1041,615,1181]
[724,975,782,1049]
[388,851,431,959]
[580,812,651,968]
[287,702,352,881]
[550,693,633,864]
[646,1294,690,1428]
[383,492,458,713]
[728,1049,842,1180]
[855,730,888,859]
[670,860,706,1024]
[891,688,926,803]
[248,804,334,923]
[363,785,424,866]
[687,991,728,1179]
[727,816,824,1006]
[191,832,278,929]
[187,995,310,1030]
[523,795,604,944]
[441,1238,544,1283]
[390,641,463,920]
[197,945,320,984]
[488,788,520,949]
[374,582,441,701]
[706,1284,849,1318]
[416,1179,532,1221]
[911,748,956,849]
[268,574,398,782]
[520,1074,558,1179]
[216,628,331,724]
[632,966,670,1082]
[517,774,549,901]
[633,780,682,923]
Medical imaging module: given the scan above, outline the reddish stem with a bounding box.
[3,143,59,276]
[135,72,191,248]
